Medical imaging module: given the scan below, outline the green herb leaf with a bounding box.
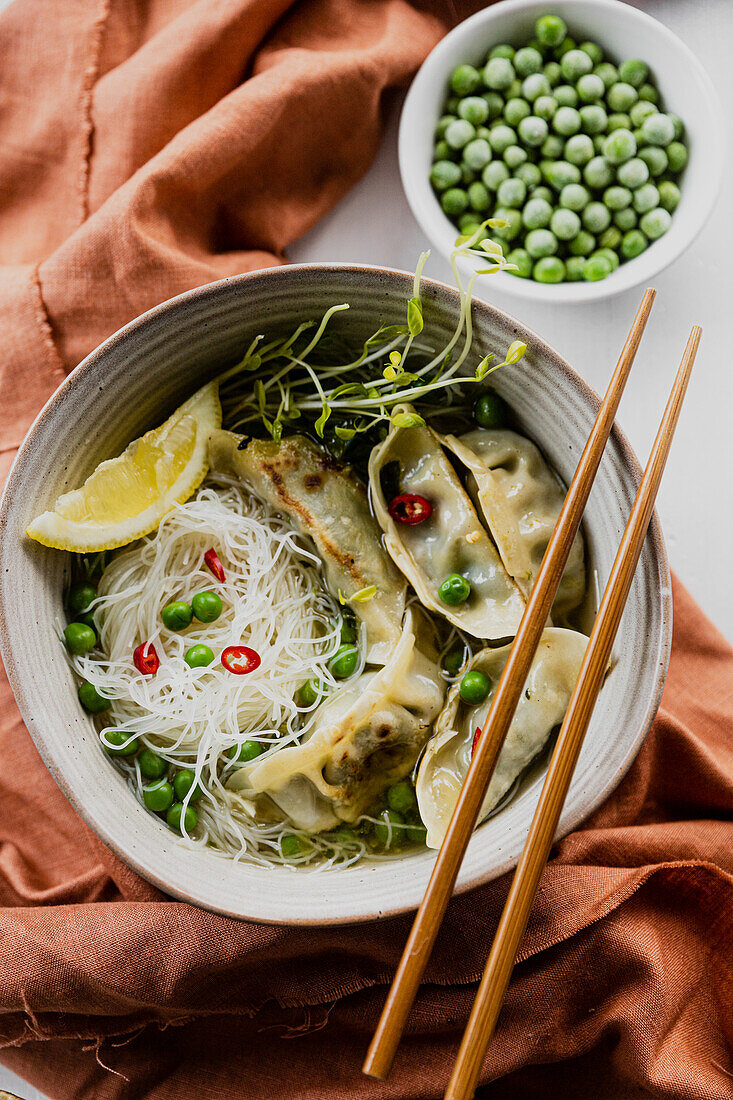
[334,426,356,441]
[315,402,331,439]
[504,340,527,365]
[391,410,425,429]
[475,354,496,381]
[407,296,424,336]
[350,584,377,602]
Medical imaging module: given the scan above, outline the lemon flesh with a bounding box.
[27,382,221,552]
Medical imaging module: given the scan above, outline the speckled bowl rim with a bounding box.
[0,263,671,924]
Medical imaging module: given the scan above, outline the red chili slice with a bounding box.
[133,641,159,676]
[471,726,481,758]
[221,645,261,675]
[388,493,433,525]
[204,547,226,583]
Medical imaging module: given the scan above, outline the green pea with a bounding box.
[553,38,575,60]
[621,229,648,259]
[441,187,469,216]
[467,180,491,212]
[668,114,685,141]
[578,105,607,134]
[666,141,688,173]
[658,180,681,213]
[374,809,406,849]
[78,681,110,714]
[488,44,514,62]
[497,177,526,209]
[604,185,632,211]
[565,256,586,281]
[515,162,541,188]
[330,644,359,679]
[446,119,476,150]
[327,826,359,845]
[387,780,417,815]
[541,134,564,160]
[228,740,263,763]
[489,124,517,154]
[281,833,310,859]
[599,226,622,250]
[534,257,566,283]
[550,209,580,241]
[460,163,476,186]
[629,100,658,128]
[482,160,510,190]
[450,64,481,97]
[526,228,557,258]
[77,610,97,631]
[474,390,507,428]
[640,207,672,240]
[569,230,596,257]
[564,134,594,166]
[593,247,620,272]
[576,74,604,103]
[492,207,522,241]
[296,678,324,708]
[607,82,638,113]
[483,91,505,120]
[102,730,138,756]
[435,114,456,139]
[522,197,552,229]
[504,144,528,170]
[173,769,203,802]
[582,254,613,281]
[442,645,467,677]
[504,96,531,127]
[522,73,551,102]
[433,140,454,162]
[167,802,198,833]
[64,622,96,655]
[617,157,650,190]
[554,84,578,108]
[582,202,611,234]
[593,62,618,90]
[619,59,649,88]
[560,183,590,212]
[138,748,168,779]
[143,778,174,813]
[161,600,193,631]
[191,591,223,624]
[545,160,581,191]
[583,155,613,190]
[68,582,97,616]
[603,129,637,166]
[614,207,638,231]
[184,644,215,668]
[406,822,428,845]
[463,138,492,171]
[529,185,554,203]
[439,573,471,607]
[430,160,461,191]
[579,41,603,66]
[638,146,668,177]
[339,614,357,644]
[638,82,659,104]
[483,57,515,91]
[535,14,567,47]
[560,50,593,82]
[641,113,675,148]
[507,247,533,279]
[552,106,581,136]
[518,115,548,147]
[460,669,492,704]
[534,95,557,122]
[458,96,489,126]
[633,182,660,214]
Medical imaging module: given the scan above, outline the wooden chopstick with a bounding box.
[445,325,701,1100]
[363,288,657,1081]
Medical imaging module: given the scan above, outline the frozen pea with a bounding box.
[490,125,517,154]
[599,226,622,250]
[534,95,558,121]
[541,134,564,159]
[603,129,636,165]
[564,134,594,165]
[436,114,456,139]
[550,207,581,240]
[533,256,566,283]
[582,201,611,233]
[446,96,460,114]
[554,84,578,108]
[553,106,581,136]
[583,155,613,189]
[446,119,476,149]
[640,207,671,239]
[482,160,510,189]
[668,114,685,140]
[543,61,562,87]
[461,163,477,184]
[560,182,590,211]
[579,41,603,65]
[459,96,490,125]
[577,73,604,103]
[638,82,659,104]
[544,160,581,190]
[614,206,637,231]
[607,113,632,133]
[667,141,688,173]
[604,185,632,210]
[593,247,620,271]
[492,207,522,240]
[504,97,531,127]
[504,144,528,169]
[430,160,462,191]
[525,228,557,257]
[483,92,505,120]
[496,177,526,208]
[516,161,541,187]
[529,185,553,203]
[638,145,668,177]
[629,100,658,128]
[560,49,593,81]
[632,126,645,146]
[658,180,681,212]
[450,64,481,96]
[468,180,491,211]
[594,62,618,89]
[632,182,660,215]
[518,115,548,147]
[593,134,606,154]
[522,197,553,229]
[463,138,493,170]
[515,46,543,77]
[621,228,648,258]
[476,125,492,141]
[579,104,607,134]
[488,44,515,61]
[441,188,468,215]
[554,37,576,60]
[433,140,453,161]
[607,82,638,112]
[507,78,524,99]
[484,57,515,90]
[535,14,567,47]
[619,58,649,88]
[566,256,586,281]
[617,157,650,189]
[507,247,533,278]
[583,253,612,281]
[522,73,551,102]
[459,211,481,230]
[641,113,675,147]
[569,229,596,256]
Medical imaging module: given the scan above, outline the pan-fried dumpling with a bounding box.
[416,628,587,848]
[209,429,406,664]
[228,611,445,832]
[368,408,524,641]
[443,429,586,621]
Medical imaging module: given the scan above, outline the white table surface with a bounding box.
[1,0,729,1097]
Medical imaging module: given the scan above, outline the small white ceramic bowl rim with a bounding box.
[0,263,671,924]
[399,0,725,304]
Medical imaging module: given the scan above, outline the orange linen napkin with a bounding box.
[0,2,731,1099]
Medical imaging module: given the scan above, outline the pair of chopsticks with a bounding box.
[363,288,702,1098]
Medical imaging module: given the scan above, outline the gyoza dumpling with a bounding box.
[443,429,586,621]
[368,408,525,641]
[209,429,406,664]
[227,611,445,832]
[416,628,587,848]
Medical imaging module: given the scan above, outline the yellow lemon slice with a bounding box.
[27,382,221,552]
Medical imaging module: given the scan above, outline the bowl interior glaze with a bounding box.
[0,265,671,924]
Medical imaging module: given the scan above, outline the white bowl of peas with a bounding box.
[399,0,724,301]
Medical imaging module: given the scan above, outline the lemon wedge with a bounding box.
[27,382,222,552]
